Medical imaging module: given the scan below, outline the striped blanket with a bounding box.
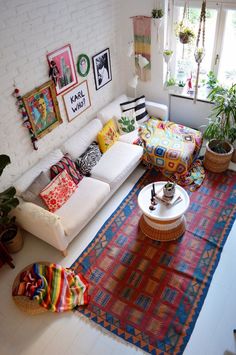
[13,263,89,312]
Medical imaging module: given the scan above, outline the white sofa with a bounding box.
[13,95,168,255]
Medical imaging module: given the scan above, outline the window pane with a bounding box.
[173,6,217,85]
[218,10,236,86]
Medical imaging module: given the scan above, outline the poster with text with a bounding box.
[62,80,91,121]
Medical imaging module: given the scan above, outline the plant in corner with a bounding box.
[203,83,236,172]
[0,155,23,253]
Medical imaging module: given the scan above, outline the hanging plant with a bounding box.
[176,22,195,44]
[163,50,173,63]
[151,8,164,19]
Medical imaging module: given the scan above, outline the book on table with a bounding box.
[155,188,182,206]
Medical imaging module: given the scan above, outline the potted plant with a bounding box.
[163,50,173,64]
[152,8,164,19]
[176,22,195,44]
[0,155,23,253]
[203,83,236,171]
[163,182,176,198]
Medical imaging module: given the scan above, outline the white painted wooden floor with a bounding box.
[0,163,235,355]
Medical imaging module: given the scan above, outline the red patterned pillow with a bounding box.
[40,170,77,212]
[50,153,83,185]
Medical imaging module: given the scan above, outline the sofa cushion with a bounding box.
[76,142,102,176]
[97,95,128,125]
[56,177,110,237]
[40,170,77,213]
[116,108,137,135]
[15,149,64,195]
[50,153,83,185]
[91,141,143,190]
[21,171,50,208]
[97,119,120,153]
[120,95,149,123]
[61,119,103,160]
[118,129,140,144]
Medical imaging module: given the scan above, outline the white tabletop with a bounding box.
[138,181,190,221]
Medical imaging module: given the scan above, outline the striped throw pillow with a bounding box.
[120,95,149,124]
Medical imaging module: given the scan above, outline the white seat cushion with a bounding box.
[56,177,110,237]
[14,149,64,195]
[118,128,140,144]
[91,141,143,190]
[61,118,103,159]
[97,95,128,125]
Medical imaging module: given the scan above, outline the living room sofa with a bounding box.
[13,95,168,255]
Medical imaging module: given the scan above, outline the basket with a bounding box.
[12,263,49,315]
[203,140,233,173]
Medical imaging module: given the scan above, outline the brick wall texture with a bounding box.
[0,0,125,188]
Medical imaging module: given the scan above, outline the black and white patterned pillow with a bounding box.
[76,142,102,176]
[120,95,149,123]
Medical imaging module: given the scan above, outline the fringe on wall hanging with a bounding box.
[13,88,38,150]
[131,16,151,82]
[194,0,206,103]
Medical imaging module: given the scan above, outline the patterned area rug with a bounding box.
[72,169,236,355]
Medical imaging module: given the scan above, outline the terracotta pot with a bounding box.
[203,140,233,173]
[1,225,23,253]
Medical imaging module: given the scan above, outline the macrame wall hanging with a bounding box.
[131,16,151,81]
[194,0,206,103]
[13,87,38,150]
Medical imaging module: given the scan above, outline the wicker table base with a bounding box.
[139,214,186,241]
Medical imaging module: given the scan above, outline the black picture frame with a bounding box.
[92,48,112,90]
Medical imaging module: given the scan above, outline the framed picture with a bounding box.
[23,80,62,139]
[92,48,112,90]
[77,54,90,77]
[63,80,91,122]
[47,44,78,95]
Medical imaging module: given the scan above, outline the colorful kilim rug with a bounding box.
[72,169,236,355]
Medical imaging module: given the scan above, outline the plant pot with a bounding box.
[1,225,23,253]
[179,32,191,44]
[231,147,236,163]
[203,140,234,173]
[163,183,176,198]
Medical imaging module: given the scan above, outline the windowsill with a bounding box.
[168,87,214,104]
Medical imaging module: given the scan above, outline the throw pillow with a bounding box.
[116,109,137,135]
[50,153,83,185]
[22,171,51,208]
[40,170,77,213]
[76,142,102,176]
[120,95,149,124]
[97,119,120,153]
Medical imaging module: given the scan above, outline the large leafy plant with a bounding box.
[203,83,236,153]
[0,155,19,227]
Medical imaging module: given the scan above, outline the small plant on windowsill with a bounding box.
[166,78,176,87]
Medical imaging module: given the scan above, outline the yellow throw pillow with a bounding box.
[97,119,120,153]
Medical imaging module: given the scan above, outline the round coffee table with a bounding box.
[138,181,190,241]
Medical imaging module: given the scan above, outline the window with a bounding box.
[169,1,236,88]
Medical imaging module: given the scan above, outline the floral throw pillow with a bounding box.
[116,109,136,135]
[40,170,77,213]
[50,153,83,185]
[97,119,120,153]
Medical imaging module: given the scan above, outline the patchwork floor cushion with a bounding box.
[139,118,203,176]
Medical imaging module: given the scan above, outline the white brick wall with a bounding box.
[0,0,125,189]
